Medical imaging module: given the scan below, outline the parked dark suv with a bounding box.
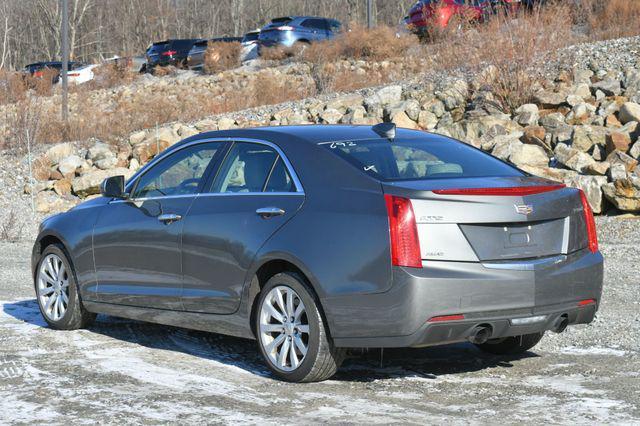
[144,39,201,71]
[258,16,342,49]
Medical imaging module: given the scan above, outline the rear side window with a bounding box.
[301,19,327,29]
[210,142,296,193]
[319,137,524,181]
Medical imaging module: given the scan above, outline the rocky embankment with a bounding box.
[2,36,640,237]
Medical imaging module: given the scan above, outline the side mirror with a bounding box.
[100,175,126,199]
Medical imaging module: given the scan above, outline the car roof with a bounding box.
[177,124,434,148]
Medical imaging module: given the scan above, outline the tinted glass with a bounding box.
[301,19,326,29]
[132,142,221,198]
[242,32,259,42]
[319,137,524,181]
[211,142,279,193]
[265,158,295,192]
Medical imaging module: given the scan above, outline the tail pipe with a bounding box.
[468,325,492,344]
[553,315,569,334]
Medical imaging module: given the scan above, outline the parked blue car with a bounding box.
[258,16,342,49]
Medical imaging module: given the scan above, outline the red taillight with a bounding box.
[578,190,598,253]
[433,185,566,196]
[384,195,422,268]
[578,299,596,306]
[161,50,177,56]
[34,71,43,78]
[427,314,465,323]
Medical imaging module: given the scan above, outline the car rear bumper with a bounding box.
[258,31,297,48]
[325,248,604,348]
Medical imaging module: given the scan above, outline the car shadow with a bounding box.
[3,299,538,383]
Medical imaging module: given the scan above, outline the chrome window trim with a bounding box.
[110,192,304,204]
[124,137,304,202]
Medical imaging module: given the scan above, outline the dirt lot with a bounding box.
[1,217,639,425]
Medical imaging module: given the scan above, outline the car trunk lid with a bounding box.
[383,176,588,262]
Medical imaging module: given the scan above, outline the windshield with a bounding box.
[319,137,524,182]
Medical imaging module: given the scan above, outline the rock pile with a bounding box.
[27,64,640,215]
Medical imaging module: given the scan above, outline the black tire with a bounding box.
[475,332,545,355]
[255,272,345,382]
[35,244,96,330]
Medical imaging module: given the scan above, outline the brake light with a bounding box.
[384,195,422,268]
[34,71,43,78]
[161,50,177,56]
[276,26,294,31]
[433,185,566,196]
[578,299,596,306]
[427,314,465,323]
[579,190,598,253]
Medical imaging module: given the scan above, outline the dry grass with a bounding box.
[204,41,242,73]
[575,0,640,40]
[88,62,137,89]
[431,3,574,112]
[304,24,418,63]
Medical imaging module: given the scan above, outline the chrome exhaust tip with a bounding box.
[553,315,569,334]
[469,325,492,344]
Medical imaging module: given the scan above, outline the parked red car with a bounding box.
[403,0,521,35]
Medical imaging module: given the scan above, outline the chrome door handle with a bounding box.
[256,207,285,218]
[158,213,182,224]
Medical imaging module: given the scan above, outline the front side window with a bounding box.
[132,142,221,198]
[318,137,524,182]
[210,142,296,193]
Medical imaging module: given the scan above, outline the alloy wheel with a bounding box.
[37,253,70,322]
[259,285,310,372]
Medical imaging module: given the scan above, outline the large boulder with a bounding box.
[571,125,607,152]
[45,143,74,165]
[71,167,134,197]
[364,85,403,110]
[128,130,148,146]
[87,142,117,170]
[619,102,640,124]
[435,79,468,111]
[325,94,364,113]
[534,90,567,108]
[35,191,80,214]
[514,104,540,127]
[602,178,640,212]
[390,111,419,129]
[565,175,608,213]
[606,131,632,155]
[510,144,549,168]
[554,143,597,173]
[591,78,622,96]
[57,155,84,177]
[319,108,343,124]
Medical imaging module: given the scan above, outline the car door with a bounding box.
[181,140,305,314]
[92,141,225,310]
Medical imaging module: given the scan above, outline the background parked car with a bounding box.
[403,0,521,36]
[258,16,342,50]
[23,61,85,84]
[240,30,260,61]
[144,39,201,72]
[186,37,242,71]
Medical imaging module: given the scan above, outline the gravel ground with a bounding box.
[0,216,638,425]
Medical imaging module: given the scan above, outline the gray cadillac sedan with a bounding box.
[32,124,603,382]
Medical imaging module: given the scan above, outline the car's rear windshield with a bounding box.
[318,137,524,182]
